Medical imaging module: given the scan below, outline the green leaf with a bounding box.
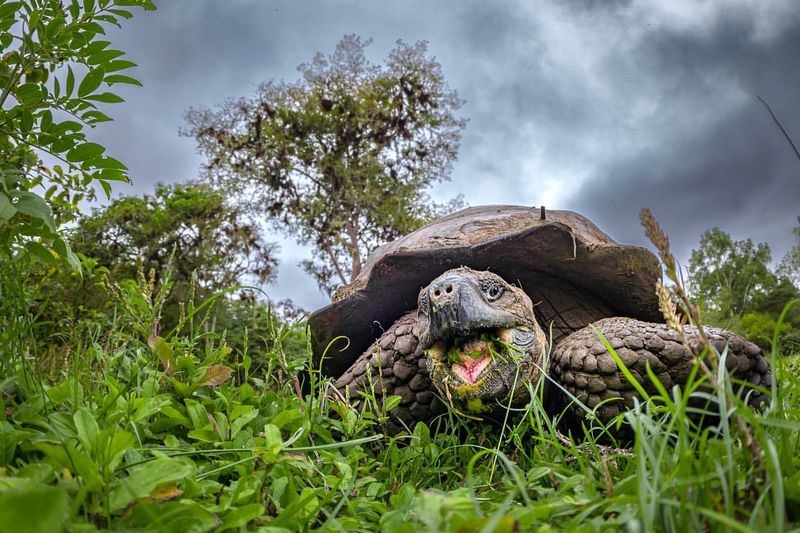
[149,336,175,372]
[99,179,112,198]
[88,49,124,65]
[92,156,128,170]
[231,408,259,438]
[104,74,142,86]
[78,67,105,97]
[40,109,53,132]
[220,504,264,530]
[383,395,402,413]
[0,486,68,533]
[0,193,16,224]
[73,408,99,454]
[19,109,33,132]
[202,365,232,387]
[11,191,56,232]
[123,501,219,532]
[187,428,218,443]
[0,421,19,466]
[25,241,58,267]
[0,3,22,22]
[110,458,195,512]
[53,237,82,272]
[66,142,105,162]
[86,91,124,103]
[66,66,75,97]
[103,59,137,72]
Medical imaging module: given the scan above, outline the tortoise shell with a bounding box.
[308,205,663,378]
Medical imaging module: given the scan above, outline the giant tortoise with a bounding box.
[308,206,771,434]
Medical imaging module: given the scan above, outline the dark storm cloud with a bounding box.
[89,1,800,309]
[568,7,800,259]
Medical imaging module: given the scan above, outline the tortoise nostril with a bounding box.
[433,289,441,297]
[445,285,453,294]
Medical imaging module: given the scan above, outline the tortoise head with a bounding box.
[417,267,547,415]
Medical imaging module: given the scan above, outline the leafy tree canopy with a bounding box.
[184,34,466,294]
[0,0,155,269]
[70,182,278,328]
[688,227,778,320]
[778,223,800,288]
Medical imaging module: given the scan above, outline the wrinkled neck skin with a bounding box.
[415,267,547,417]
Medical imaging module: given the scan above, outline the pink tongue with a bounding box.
[452,353,491,383]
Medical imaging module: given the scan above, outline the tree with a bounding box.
[688,228,777,320]
[184,34,466,294]
[778,223,800,288]
[0,0,155,268]
[70,182,279,328]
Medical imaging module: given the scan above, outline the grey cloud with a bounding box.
[88,0,800,311]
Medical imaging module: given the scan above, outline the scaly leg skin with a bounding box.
[333,311,446,435]
[550,317,772,426]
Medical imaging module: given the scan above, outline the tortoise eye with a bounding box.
[485,284,503,301]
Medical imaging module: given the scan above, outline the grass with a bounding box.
[0,268,799,532]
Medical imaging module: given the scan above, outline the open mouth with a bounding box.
[426,327,516,384]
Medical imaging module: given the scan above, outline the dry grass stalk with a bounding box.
[640,209,763,471]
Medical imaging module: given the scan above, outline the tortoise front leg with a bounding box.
[550,317,772,425]
[334,311,445,434]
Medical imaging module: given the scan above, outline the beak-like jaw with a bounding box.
[416,268,546,415]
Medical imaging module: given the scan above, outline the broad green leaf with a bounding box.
[0,486,68,533]
[11,191,56,231]
[93,156,128,170]
[0,193,16,224]
[184,400,208,430]
[53,237,81,272]
[66,142,105,162]
[231,408,259,438]
[109,458,195,512]
[383,395,402,413]
[88,49,124,64]
[0,3,22,22]
[25,241,57,267]
[66,442,101,488]
[123,501,219,532]
[106,431,135,471]
[78,67,105,97]
[264,424,283,455]
[202,365,232,387]
[0,421,19,466]
[149,336,175,372]
[187,428,218,443]
[220,503,264,530]
[19,109,33,132]
[40,109,53,131]
[73,407,99,454]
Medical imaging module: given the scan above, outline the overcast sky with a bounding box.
[94,0,800,310]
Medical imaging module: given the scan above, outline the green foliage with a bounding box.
[778,224,800,288]
[185,34,466,293]
[689,227,778,320]
[688,227,800,353]
[68,181,278,329]
[0,0,154,267]
[0,274,798,530]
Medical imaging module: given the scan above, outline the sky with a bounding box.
[93,0,800,311]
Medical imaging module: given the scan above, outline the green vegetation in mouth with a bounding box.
[437,330,526,368]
